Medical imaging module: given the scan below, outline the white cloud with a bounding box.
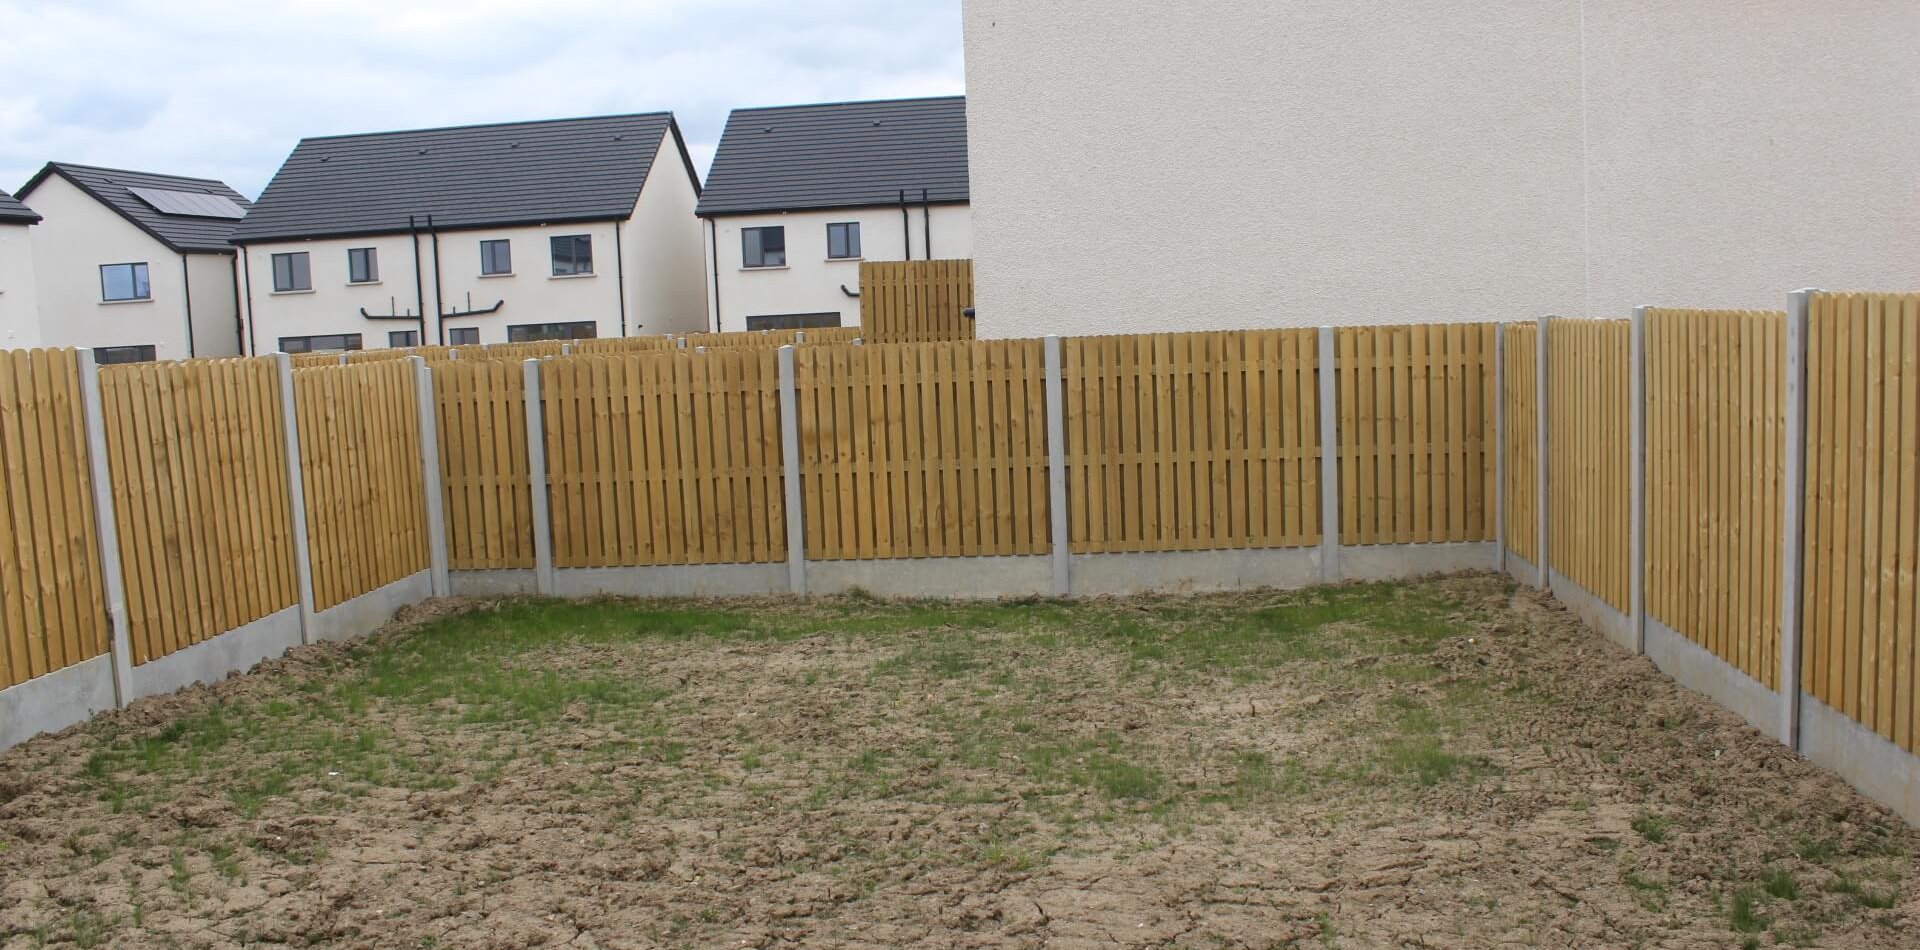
[0,0,963,197]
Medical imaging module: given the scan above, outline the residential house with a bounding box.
[961,1,1920,337]
[0,189,38,350]
[698,96,970,332]
[16,163,250,361]
[231,113,706,354]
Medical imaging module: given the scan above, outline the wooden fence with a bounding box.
[293,361,432,611]
[100,358,298,664]
[1803,292,1918,753]
[1646,309,1785,688]
[432,360,535,570]
[1546,319,1631,613]
[1063,330,1321,553]
[0,351,108,689]
[860,260,975,344]
[1336,324,1497,545]
[538,351,787,567]
[1503,322,1539,564]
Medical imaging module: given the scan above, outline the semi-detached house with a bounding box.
[0,189,39,350]
[698,96,971,333]
[232,112,707,354]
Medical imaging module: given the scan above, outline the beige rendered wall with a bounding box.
[627,131,708,336]
[21,175,198,357]
[0,224,38,349]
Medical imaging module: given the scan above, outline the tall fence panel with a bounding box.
[859,259,976,344]
[1803,292,1919,753]
[1063,330,1320,553]
[1503,322,1539,564]
[0,350,108,688]
[1646,309,1785,688]
[1336,324,1497,545]
[432,360,534,570]
[450,341,569,362]
[796,339,1046,559]
[345,346,454,365]
[100,358,298,663]
[539,351,787,567]
[571,337,680,357]
[294,361,432,610]
[1546,318,1631,612]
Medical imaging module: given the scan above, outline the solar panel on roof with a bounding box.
[127,186,246,220]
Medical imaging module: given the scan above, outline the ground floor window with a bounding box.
[746,312,842,332]
[278,334,363,354]
[508,321,598,342]
[448,327,481,345]
[93,344,156,365]
[389,330,420,347]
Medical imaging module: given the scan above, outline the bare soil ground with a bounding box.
[1,574,1914,948]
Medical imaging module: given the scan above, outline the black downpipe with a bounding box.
[239,248,258,355]
[899,189,911,259]
[409,215,430,344]
[180,255,196,358]
[706,217,722,333]
[228,253,244,356]
[921,188,932,261]
[615,219,629,336]
[427,215,445,344]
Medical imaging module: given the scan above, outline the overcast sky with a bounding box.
[0,0,964,199]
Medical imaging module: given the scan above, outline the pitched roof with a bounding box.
[17,163,248,251]
[0,187,37,225]
[696,95,968,217]
[231,112,694,244]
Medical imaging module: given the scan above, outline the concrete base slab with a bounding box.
[1342,542,1498,582]
[807,556,1050,598]
[1800,693,1920,827]
[0,655,116,753]
[1548,569,1635,652]
[130,607,302,703]
[1645,616,1780,739]
[312,570,433,643]
[555,563,788,598]
[1504,551,1544,588]
[450,569,537,597]
[1070,548,1319,596]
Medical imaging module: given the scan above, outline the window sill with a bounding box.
[99,298,154,306]
[740,265,790,272]
[479,272,515,279]
[549,273,596,280]
[271,289,316,296]
[826,257,863,263]
[347,279,382,286]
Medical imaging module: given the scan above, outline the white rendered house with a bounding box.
[698,96,971,333]
[0,189,39,350]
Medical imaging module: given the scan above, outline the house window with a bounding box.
[746,312,842,331]
[448,328,480,345]
[348,248,379,284]
[480,239,512,275]
[271,252,312,292]
[278,333,362,354]
[94,345,157,365]
[549,235,593,276]
[742,226,785,268]
[826,222,861,260]
[508,321,598,342]
[389,330,420,348]
[99,263,150,302]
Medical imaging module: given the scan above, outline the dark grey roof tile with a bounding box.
[697,96,967,216]
[18,164,248,251]
[0,187,37,225]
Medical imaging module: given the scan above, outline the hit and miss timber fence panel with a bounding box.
[1502,322,1539,564]
[1646,309,1785,688]
[1546,319,1631,613]
[432,360,535,570]
[1063,330,1322,553]
[795,339,1047,559]
[1336,324,1497,545]
[1803,292,1919,753]
[293,361,432,611]
[860,260,975,344]
[100,358,298,664]
[0,351,108,688]
[538,351,788,567]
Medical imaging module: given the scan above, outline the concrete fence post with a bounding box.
[1316,326,1341,582]
[1535,316,1550,589]
[523,359,555,595]
[1493,323,1507,574]
[75,351,133,707]
[776,345,808,594]
[1781,289,1816,749]
[1043,335,1070,596]
[274,354,317,644]
[1630,306,1648,654]
[411,357,450,597]
[337,353,348,366]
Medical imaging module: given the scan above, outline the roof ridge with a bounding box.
[299,111,674,144]
[47,161,231,188]
[730,94,965,115]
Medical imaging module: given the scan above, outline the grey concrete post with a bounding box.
[1493,323,1507,574]
[1781,289,1816,749]
[1630,306,1648,654]
[1535,316,1550,589]
[1316,326,1341,582]
[411,357,450,597]
[795,331,806,345]
[274,354,317,644]
[523,359,555,595]
[75,351,133,706]
[776,346,807,594]
[1043,336,1070,596]
[337,353,348,366]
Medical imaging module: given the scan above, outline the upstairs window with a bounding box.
[348,248,379,284]
[742,226,785,268]
[826,222,861,260]
[550,235,593,276]
[480,239,512,275]
[272,252,311,292]
[99,263,150,302]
